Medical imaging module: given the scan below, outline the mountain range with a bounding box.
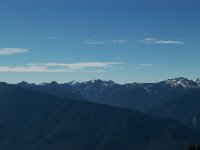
[18,77,200,112]
[0,82,199,150]
[16,77,200,133]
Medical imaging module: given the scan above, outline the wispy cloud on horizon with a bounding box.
[136,64,154,67]
[0,48,29,55]
[140,38,185,45]
[82,39,105,45]
[132,63,155,69]
[0,62,122,73]
[112,39,129,45]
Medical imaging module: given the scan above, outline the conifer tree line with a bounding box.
[187,144,200,150]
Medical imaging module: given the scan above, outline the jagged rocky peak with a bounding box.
[196,78,200,84]
[162,77,197,88]
[51,81,58,84]
[125,82,141,88]
[39,82,48,86]
[76,79,117,86]
[0,82,9,87]
[94,80,117,86]
[67,80,81,86]
[38,81,59,87]
[17,81,29,85]
[101,80,117,86]
[17,81,33,87]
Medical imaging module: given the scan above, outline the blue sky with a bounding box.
[0,0,199,83]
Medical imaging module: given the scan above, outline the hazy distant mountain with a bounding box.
[17,81,84,101]
[151,90,200,132]
[18,77,200,112]
[0,83,200,150]
[68,77,199,112]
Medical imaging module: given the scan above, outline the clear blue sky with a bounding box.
[0,0,199,83]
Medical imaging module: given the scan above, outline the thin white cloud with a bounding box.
[0,62,121,73]
[132,64,155,69]
[112,39,129,45]
[43,36,57,39]
[82,39,104,45]
[140,38,185,44]
[137,64,154,67]
[0,48,29,55]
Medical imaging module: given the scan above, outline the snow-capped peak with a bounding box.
[84,80,117,86]
[162,77,197,88]
[67,80,81,86]
[39,82,48,86]
[196,78,200,83]
[68,80,117,87]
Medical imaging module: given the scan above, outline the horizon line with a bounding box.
[1,76,199,85]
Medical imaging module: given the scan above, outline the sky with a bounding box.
[0,0,199,83]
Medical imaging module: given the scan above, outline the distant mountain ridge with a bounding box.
[18,77,200,89]
[17,77,200,112]
[17,80,85,101]
[69,77,200,89]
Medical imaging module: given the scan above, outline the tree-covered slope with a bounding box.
[0,83,199,150]
[151,90,200,132]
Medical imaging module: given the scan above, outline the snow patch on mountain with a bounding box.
[18,77,200,90]
[161,77,197,88]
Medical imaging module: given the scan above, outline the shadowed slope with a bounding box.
[0,83,199,150]
[151,90,200,132]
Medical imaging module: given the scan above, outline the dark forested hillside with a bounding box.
[151,90,200,132]
[0,82,199,150]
